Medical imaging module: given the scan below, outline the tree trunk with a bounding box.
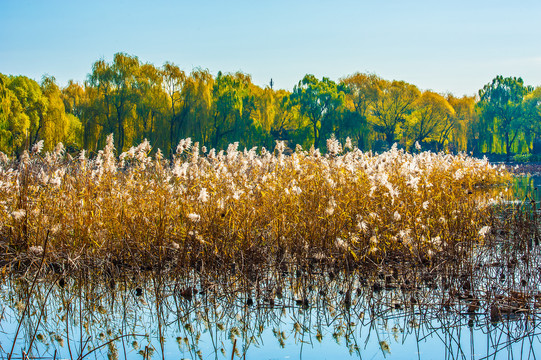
[385,130,395,147]
[169,115,175,156]
[313,121,319,149]
[505,132,510,162]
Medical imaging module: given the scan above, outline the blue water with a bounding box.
[1,277,539,360]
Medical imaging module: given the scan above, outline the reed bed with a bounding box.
[0,135,510,275]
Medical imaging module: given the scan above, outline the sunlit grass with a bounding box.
[0,135,511,272]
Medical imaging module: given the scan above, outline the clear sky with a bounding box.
[1,0,540,96]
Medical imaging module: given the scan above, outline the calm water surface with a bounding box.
[1,273,539,360]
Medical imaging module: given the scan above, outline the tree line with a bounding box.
[2,52,541,159]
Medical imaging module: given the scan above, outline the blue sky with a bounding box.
[1,0,540,96]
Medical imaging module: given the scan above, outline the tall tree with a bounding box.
[181,69,214,146]
[209,71,249,149]
[290,74,345,148]
[134,62,165,148]
[62,80,86,119]
[62,80,88,151]
[88,59,115,150]
[446,95,477,152]
[340,73,380,149]
[0,74,31,154]
[369,79,420,147]
[523,86,541,153]
[88,53,140,152]
[110,53,140,151]
[6,75,48,151]
[268,90,296,144]
[161,62,186,155]
[478,75,532,159]
[407,91,454,149]
[0,75,9,152]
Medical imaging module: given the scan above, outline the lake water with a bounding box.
[510,174,541,201]
[2,269,540,360]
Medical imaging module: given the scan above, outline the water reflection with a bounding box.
[1,266,540,360]
[511,175,541,202]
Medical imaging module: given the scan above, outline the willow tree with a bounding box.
[87,59,114,149]
[39,76,71,150]
[290,74,345,149]
[88,53,141,152]
[7,75,48,150]
[209,71,251,149]
[161,62,187,155]
[0,74,31,154]
[340,73,380,149]
[132,63,166,149]
[109,53,140,151]
[406,91,454,150]
[0,75,9,152]
[180,69,214,147]
[369,79,420,147]
[523,87,541,153]
[237,81,269,149]
[255,86,278,148]
[478,75,532,158]
[446,95,477,152]
[267,90,299,146]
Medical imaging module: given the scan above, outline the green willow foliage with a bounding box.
[1,53,541,157]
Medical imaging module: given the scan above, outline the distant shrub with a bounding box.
[512,153,541,163]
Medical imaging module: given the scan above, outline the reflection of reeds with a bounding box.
[1,271,539,359]
[8,230,49,360]
[3,215,541,360]
[0,137,510,275]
